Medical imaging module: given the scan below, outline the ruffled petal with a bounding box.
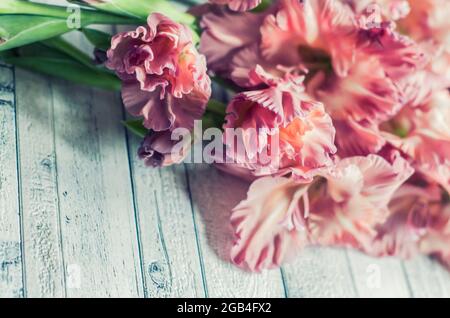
[230,177,309,271]
[199,7,266,73]
[383,91,450,193]
[308,154,413,248]
[107,13,211,133]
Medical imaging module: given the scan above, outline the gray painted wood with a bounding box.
[282,247,357,298]
[50,80,143,297]
[186,164,286,298]
[347,250,411,298]
[15,69,65,298]
[403,256,450,298]
[0,65,24,298]
[126,135,205,298]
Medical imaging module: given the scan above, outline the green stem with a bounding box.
[43,37,94,69]
[212,76,241,93]
[0,0,141,25]
[207,99,227,117]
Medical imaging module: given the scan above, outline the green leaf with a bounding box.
[206,99,227,117]
[81,28,111,51]
[122,120,148,138]
[0,1,141,51]
[0,16,72,51]
[0,0,141,24]
[68,0,196,26]
[2,54,121,91]
[43,36,95,68]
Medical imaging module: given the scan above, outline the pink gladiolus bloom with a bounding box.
[369,183,443,259]
[223,66,336,176]
[382,90,450,193]
[230,176,310,271]
[138,130,192,167]
[199,7,268,77]
[107,13,211,131]
[208,0,261,12]
[260,0,357,77]
[307,153,414,249]
[231,153,413,271]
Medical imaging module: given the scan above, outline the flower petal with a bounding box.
[231,177,309,271]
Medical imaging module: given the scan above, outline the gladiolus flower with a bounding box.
[369,183,443,259]
[382,90,450,194]
[107,13,211,131]
[223,66,336,176]
[138,130,191,167]
[199,6,268,77]
[230,176,310,271]
[231,153,413,271]
[307,153,413,249]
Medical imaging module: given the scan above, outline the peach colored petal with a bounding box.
[308,154,413,248]
[383,91,450,193]
[224,67,336,175]
[260,0,357,76]
[231,177,309,271]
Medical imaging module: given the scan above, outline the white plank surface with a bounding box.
[50,80,143,297]
[347,250,411,298]
[282,247,357,298]
[127,136,205,298]
[403,256,450,297]
[0,64,24,298]
[187,164,286,298]
[15,69,65,298]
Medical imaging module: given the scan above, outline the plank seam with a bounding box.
[153,188,174,295]
[344,249,359,297]
[279,268,289,298]
[123,111,148,298]
[400,261,414,297]
[12,67,26,298]
[50,78,68,298]
[184,165,209,298]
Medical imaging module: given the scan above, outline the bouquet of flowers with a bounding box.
[1,0,449,272]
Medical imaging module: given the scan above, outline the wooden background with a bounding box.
[1,0,450,298]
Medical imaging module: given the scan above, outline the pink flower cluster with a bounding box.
[107,1,450,272]
[200,0,450,271]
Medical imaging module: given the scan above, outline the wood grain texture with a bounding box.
[15,69,65,298]
[186,164,286,298]
[50,80,143,297]
[346,250,410,298]
[403,257,450,298]
[282,247,357,298]
[126,135,205,298]
[0,65,24,298]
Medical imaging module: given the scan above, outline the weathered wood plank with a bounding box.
[186,164,286,298]
[50,80,143,297]
[403,256,449,298]
[282,247,357,298]
[0,65,24,298]
[346,250,410,298]
[14,69,66,297]
[126,136,205,298]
